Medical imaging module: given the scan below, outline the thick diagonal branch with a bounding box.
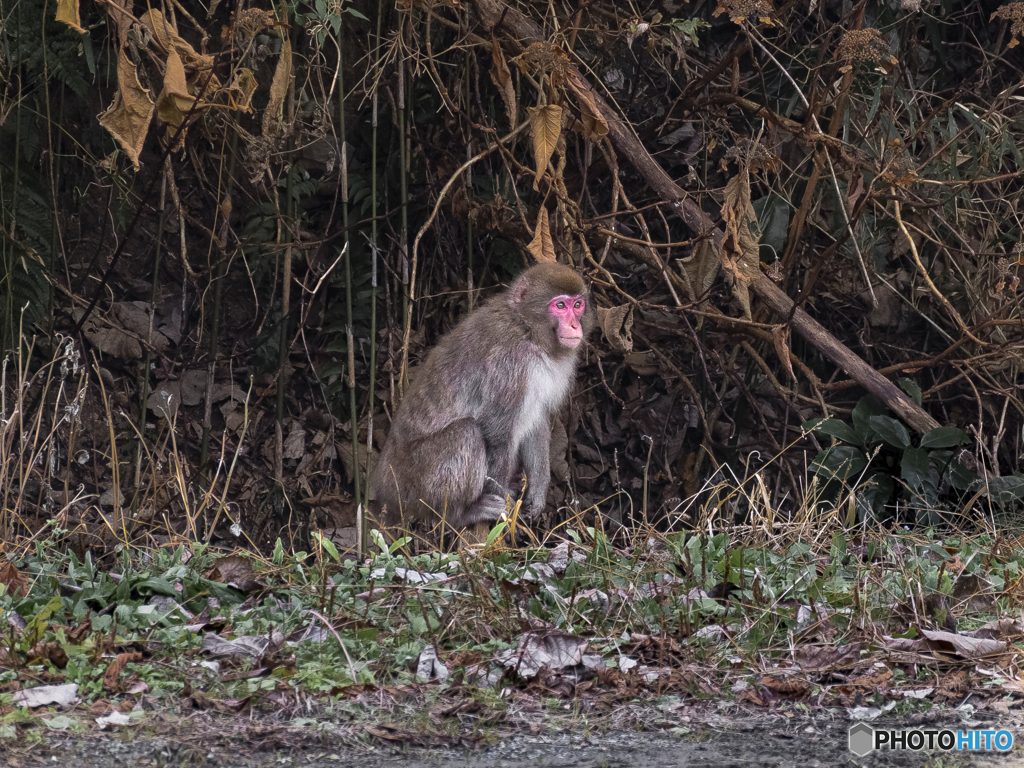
[471,0,939,434]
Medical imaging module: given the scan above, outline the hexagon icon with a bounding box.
[849,722,874,756]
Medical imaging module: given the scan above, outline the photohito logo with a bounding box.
[849,723,1014,756]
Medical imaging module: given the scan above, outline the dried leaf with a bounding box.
[140,10,214,71]
[494,631,586,678]
[527,104,562,189]
[527,206,556,263]
[575,88,609,140]
[676,239,720,329]
[720,171,762,319]
[56,0,85,34]
[284,421,306,460]
[262,8,293,138]
[226,68,258,112]
[97,47,156,170]
[596,304,634,352]
[920,628,1006,658]
[74,307,142,360]
[103,651,143,692]
[0,561,28,598]
[489,38,516,128]
[157,49,197,136]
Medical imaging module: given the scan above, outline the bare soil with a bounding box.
[5,710,1021,767]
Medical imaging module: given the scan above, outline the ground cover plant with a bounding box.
[2,513,1024,747]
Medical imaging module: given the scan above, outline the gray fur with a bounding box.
[370,264,593,535]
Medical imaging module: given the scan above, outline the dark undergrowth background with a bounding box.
[2,0,1024,559]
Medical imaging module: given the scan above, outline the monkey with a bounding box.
[370,263,594,537]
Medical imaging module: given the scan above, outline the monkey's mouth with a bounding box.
[558,334,583,348]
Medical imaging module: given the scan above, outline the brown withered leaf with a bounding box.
[73,307,142,360]
[527,206,556,263]
[489,37,516,129]
[720,170,761,319]
[919,628,1006,658]
[226,68,258,112]
[676,238,720,330]
[575,88,609,140]
[596,304,634,352]
[56,0,85,34]
[140,10,214,71]
[759,672,810,698]
[205,554,261,592]
[528,104,562,189]
[262,10,293,139]
[157,49,198,137]
[934,669,969,704]
[97,47,156,170]
[103,651,143,692]
[27,641,68,668]
[0,561,28,598]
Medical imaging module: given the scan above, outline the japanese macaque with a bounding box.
[371,263,593,536]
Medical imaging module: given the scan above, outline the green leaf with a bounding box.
[136,577,178,598]
[869,415,911,449]
[983,475,1024,504]
[272,538,285,565]
[852,395,887,442]
[485,520,508,548]
[313,531,341,563]
[919,426,967,449]
[901,448,933,492]
[805,417,860,445]
[388,536,412,554]
[857,473,894,521]
[897,378,922,406]
[811,445,868,480]
[369,529,389,554]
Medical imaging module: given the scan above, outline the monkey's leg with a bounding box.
[415,419,508,528]
[518,423,552,516]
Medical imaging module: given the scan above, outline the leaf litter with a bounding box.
[1,527,1024,752]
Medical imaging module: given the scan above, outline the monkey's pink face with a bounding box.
[549,294,586,348]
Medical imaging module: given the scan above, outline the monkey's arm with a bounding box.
[518,421,552,516]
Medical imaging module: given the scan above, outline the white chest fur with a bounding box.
[512,354,575,448]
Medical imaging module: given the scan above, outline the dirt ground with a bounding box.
[5,710,1022,767]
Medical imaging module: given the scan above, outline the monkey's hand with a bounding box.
[522,484,548,518]
[483,477,515,504]
[466,493,510,524]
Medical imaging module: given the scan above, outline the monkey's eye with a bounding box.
[574,300,583,310]
[556,301,566,310]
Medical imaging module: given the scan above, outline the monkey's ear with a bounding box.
[510,273,530,305]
